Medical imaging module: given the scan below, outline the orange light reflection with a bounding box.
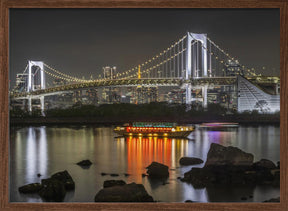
[127,137,172,183]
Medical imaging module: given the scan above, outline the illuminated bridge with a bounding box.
[10,32,279,115]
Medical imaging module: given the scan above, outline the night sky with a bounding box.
[9,9,280,87]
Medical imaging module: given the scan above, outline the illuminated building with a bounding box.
[14,73,28,92]
[101,66,121,103]
[103,66,117,79]
[85,88,98,105]
[237,76,280,113]
[73,90,83,103]
[136,86,158,104]
[101,87,121,103]
[167,89,185,104]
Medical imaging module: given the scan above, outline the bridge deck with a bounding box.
[11,77,237,99]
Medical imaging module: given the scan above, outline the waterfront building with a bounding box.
[237,76,280,113]
[135,86,158,104]
[14,73,28,92]
[85,88,98,105]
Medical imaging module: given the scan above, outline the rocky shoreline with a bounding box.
[181,143,280,189]
[18,144,280,203]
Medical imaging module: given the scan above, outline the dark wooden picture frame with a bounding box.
[1,0,287,210]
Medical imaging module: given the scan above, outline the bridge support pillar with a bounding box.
[186,32,208,79]
[28,96,32,113]
[40,96,45,116]
[185,83,192,110]
[202,85,208,109]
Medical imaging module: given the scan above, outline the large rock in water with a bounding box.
[18,183,43,193]
[103,180,126,188]
[179,157,204,166]
[146,162,169,178]
[205,143,254,166]
[181,144,279,188]
[38,178,66,202]
[51,170,75,190]
[94,183,154,202]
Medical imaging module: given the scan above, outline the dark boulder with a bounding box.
[185,200,194,203]
[39,178,66,202]
[181,167,212,189]
[94,182,154,202]
[179,157,204,166]
[18,183,43,194]
[146,162,169,178]
[51,170,75,190]
[77,159,92,167]
[253,159,276,170]
[181,144,279,188]
[205,143,254,166]
[263,197,280,202]
[103,180,126,188]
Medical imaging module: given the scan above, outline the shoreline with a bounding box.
[10,117,280,126]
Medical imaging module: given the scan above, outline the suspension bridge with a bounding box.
[11,32,279,115]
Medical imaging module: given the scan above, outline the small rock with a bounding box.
[101,172,108,176]
[77,159,92,167]
[185,200,194,203]
[179,157,204,166]
[146,162,169,178]
[110,173,119,177]
[37,173,41,177]
[177,177,182,180]
[103,180,126,188]
[124,173,130,177]
[241,197,247,200]
[18,183,43,194]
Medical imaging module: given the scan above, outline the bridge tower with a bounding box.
[185,32,209,108]
[27,61,45,115]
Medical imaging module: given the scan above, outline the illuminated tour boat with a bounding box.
[114,122,194,138]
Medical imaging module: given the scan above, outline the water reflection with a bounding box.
[25,127,48,183]
[123,137,189,183]
[10,125,280,202]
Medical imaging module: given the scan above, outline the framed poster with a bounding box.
[1,0,287,210]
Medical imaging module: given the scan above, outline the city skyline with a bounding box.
[9,8,280,87]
